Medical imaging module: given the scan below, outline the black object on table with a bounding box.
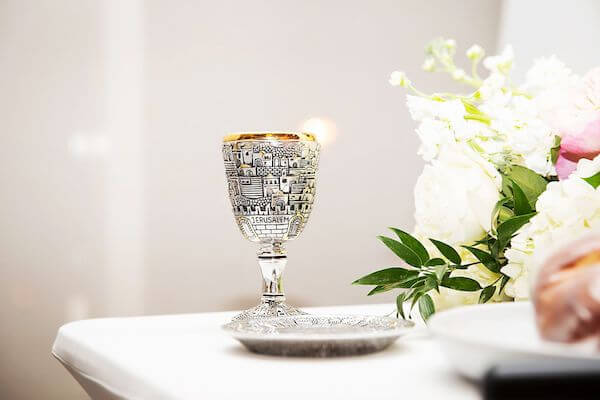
[483,360,600,400]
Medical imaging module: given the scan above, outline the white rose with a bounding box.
[414,144,501,246]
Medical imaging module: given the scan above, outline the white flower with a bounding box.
[483,45,514,75]
[477,78,556,176]
[466,44,484,61]
[505,97,556,176]
[574,155,600,178]
[452,69,466,80]
[422,57,435,72]
[582,67,600,109]
[503,154,600,299]
[389,70,410,87]
[478,73,508,103]
[521,55,578,95]
[415,119,452,161]
[406,95,464,122]
[405,95,484,160]
[414,144,501,246]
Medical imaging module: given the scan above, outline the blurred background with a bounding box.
[1,0,599,398]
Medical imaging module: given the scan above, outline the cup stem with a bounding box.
[257,241,287,303]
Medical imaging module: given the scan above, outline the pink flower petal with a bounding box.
[556,150,579,180]
[560,118,600,160]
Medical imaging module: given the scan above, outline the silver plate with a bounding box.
[223,314,414,357]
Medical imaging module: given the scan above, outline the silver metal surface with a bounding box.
[223,315,414,357]
[222,137,319,243]
[222,135,320,320]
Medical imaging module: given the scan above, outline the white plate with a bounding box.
[428,302,600,380]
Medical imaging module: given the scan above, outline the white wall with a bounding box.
[142,0,501,313]
[498,0,600,78]
[0,1,501,398]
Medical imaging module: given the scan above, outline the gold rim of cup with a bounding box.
[223,132,317,143]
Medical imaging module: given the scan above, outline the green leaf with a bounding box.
[352,267,418,285]
[498,206,514,222]
[410,289,426,312]
[473,235,493,246]
[550,136,561,164]
[389,228,429,264]
[491,197,510,234]
[499,274,510,293]
[396,276,426,288]
[367,285,393,296]
[433,263,448,282]
[495,213,536,253]
[429,239,461,265]
[441,276,482,291]
[505,165,548,207]
[426,274,440,293]
[377,236,422,267]
[479,286,496,303]
[461,99,491,125]
[407,276,437,312]
[501,175,513,198]
[583,171,600,189]
[396,293,406,319]
[461,99,483,115]
[425,258,445,267]
[365,274,422,295]
[462,245,499,273]
[511,180,533,215]
[419,294,435,321]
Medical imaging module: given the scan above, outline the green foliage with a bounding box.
[462,246,499,273]
[441,276,482,291]
[425,258,445,267]
[504,165,548,207]
[461,99,491,125]
[583,171,600,189]
[396,293,407,319]
[479,286,496,303]
[511,181,532,215]
[418,295,435,321]
[389,228,429,264]
[494,213,536,256]
[429,239,462,264]
[355,166,547,321]
[550,136,561,164]
[353,268,417,285]
[377,236,422,267]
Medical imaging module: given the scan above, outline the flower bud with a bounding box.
[422,58,435,72]
[452,69,466,80]
[389,71,410,87]
[467,44,484,61]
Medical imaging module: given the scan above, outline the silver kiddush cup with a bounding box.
[222,132,320,320]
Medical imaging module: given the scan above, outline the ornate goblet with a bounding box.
[222,132,320,320]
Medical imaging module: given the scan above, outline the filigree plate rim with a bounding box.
[222,314,415,341]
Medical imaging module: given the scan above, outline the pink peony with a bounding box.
[556,118,600,179]
[544,68,600,179]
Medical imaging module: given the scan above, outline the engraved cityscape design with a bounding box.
[222,139,320,242]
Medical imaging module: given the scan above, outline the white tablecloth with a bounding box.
[52,303,478,400]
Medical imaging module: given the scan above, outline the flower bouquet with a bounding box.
[354,38,600,320]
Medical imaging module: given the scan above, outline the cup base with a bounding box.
[231,300,307,321]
